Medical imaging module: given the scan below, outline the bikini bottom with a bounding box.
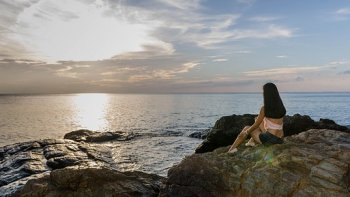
[259,132,283,144]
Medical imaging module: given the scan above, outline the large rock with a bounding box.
[0,139,114,196]
[160,129,350,197]
[195,114,349,153]
[14,167,165,197]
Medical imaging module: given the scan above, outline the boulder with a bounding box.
[64,129,135,142]
[195,114,349,153]
[160,129,350,197]
[14,167,165,197]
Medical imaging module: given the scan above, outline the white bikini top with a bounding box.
[264,117,283,130]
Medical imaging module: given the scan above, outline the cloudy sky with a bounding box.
[1,0,350,93]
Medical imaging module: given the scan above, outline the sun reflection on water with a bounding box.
[72,93,109,131]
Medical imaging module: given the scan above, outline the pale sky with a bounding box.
[1,0,350,93]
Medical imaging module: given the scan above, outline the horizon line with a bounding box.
[1,91,350,96]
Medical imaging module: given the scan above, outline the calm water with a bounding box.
[0,93,349,176]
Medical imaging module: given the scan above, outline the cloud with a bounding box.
[0,0,299,93]
[1,0,295,61]
[5,0,172,62]
[231,25,293,40]
[336,8,350,15]
[333,8,350,21]
[212,58,228,62]
[232,50,251,54]
[126,61,200,82]
[236,0,255,5]
[155,0,202,10]
[276,55,288,58]
[329,60,350,65]
[243,66,321,77]
[248,16,280,22]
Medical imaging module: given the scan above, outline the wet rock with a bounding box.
[160,129,350,197]
[189,132,202,138]
[189,129,210,139]
[0,139,114,196]
[14,167,165,197]
[64,129,135,142]
[195,114,349,153]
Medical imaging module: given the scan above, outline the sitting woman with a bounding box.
[228,82,286,153]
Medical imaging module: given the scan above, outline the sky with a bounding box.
[1,0,350,94]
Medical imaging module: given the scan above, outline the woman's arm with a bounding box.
[245,106,265,135]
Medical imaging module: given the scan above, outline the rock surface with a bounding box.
[14,167,165,197]
[0,138,116,196]
[160,129,350,197]
[64,129,136,142]
[195,114,350,153]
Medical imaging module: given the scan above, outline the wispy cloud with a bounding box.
[329,60,350,65]
[155,0,202,10]
[212,58,228,62]
[231,25,293,40]
[276,55,288,58]
[336,8,350,15]
[243,66,321,77]
[248,16,280,22]
[236,0,255,5]
[333,7,350,21]
[232,50,251,54]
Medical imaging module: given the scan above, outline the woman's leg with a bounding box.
[246,119,264,146]
[228,126,250,152]
[250,128,262,144]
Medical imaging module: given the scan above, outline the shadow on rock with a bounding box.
[14,167,165,197]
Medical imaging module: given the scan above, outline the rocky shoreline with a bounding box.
[1,114,349,196]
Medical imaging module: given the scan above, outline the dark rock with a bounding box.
[189,132,202,138]
[64,129,135,142]
[14,167,165,197]
[283,114,316,136]
[317,118,349,131]
[195,114,255,153]
[63,129,95,142]
[160,129,350,197]
[195,114,350,153]
[189,129,210,139]
[0,139,114,196]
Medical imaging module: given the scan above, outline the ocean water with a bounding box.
[0,93,349,176]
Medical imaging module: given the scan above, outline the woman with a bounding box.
[228,82,286,153]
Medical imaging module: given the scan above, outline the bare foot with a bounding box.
[245,138,257,147]
[227,147,238,154]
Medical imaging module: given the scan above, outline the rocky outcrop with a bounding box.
[195,114,350,153]
[160,129,350,197]
[0,138,115,196]
[14,167,165,197]
[64,129,136,142]
[0,134,165,196]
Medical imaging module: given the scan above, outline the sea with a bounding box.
[0,93,349,176]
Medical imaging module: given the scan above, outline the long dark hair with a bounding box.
[263,82,286,118]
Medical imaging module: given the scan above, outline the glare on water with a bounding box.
[71,93,109,131]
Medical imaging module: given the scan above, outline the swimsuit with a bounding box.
[263,117,283,130]
[259,117,284,144]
